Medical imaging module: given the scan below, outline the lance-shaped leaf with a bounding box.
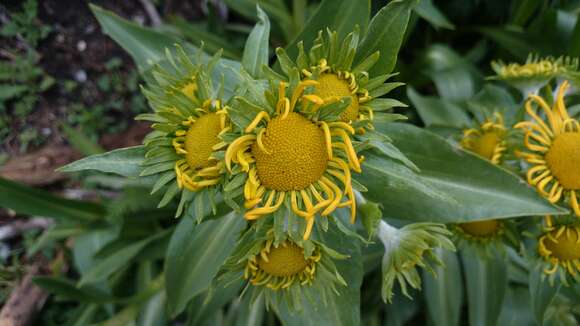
[0,177,104,222]
[461,247,508,326]
[423,249,463,326]
[89,4,241,99]
[358,123,566,223]
[356,0,417,75]
[242,5,270,78]
[58,146,145,178]
[165,212,245,317]
[283,0,370,61]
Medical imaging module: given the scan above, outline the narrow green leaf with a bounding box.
[59,146,145,178]
[497,286,536,326]
[165,212,245,317]
[529,268,561,325]
[356,0,417,76]
[90,4,197,70]
[0,177,104,222]
[407,87,470,128]
[423,249,463,326]
[284,0,370,61]
[461,247,508,326]
[33,277,113,303]
[61,124,105,156]
[242,5,270,78]
[414,0,455,30]
[358,123,567,223]
[79,230,170,286]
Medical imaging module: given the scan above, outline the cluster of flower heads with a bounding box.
[137,31,457,305]
[457,67,580,285]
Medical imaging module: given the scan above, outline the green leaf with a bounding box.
[170,18,243,60]
[497,286,536,326]
[414,0,455,30]
[0,177,104,222]
[89,4,242,99]
[358,123,566,223]
[242,5,270,78]
[101,305,139,326]
[423,249,462,326]
[422,45,482,101]
[33,277,113,303]
[461,247,508,326]
[61,124,104,156]
[59,146,145,178]
[355,0,417,76]
[79,229,170,286]
[90,4,197,70]
[284,0,370,60]
[232,294,265,326]
[407,87,470,128]
[274,226,363,326]
[73,227,119,275]
[529,268,561,325]
[165,212,245,317]
[187,281,244,325]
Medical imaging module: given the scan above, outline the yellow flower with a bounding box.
[218,225,347,309]
[245,239,320,290]
[457,219,503,239]
[516,81,580,216]
[171,100,230,191]
[225,81,362,240]
[538,220,580,284]
[138,47,230,213]
[460,113,507,164]
[302,59,371,123]
[452,219,516,254]
[272,29,405,132]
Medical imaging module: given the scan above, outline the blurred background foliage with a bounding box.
[1,0,580,325]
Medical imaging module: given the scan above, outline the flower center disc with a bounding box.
[472,131,501,160]
[544,228,580,260]
[459,219,501,237]
[184,113,222,169]
[545,132,580,190]
[313,73,359,122]
[258,242,309,277]
[252,112,328,191]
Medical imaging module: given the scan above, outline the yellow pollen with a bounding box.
[459,219,501,237]
[470,131,502,160]
[545,132,580,190]
[258,242,308,277]
[543,228,580,261]
[252,112,328,191]
[184,113,222,169]
[313,73,359,121]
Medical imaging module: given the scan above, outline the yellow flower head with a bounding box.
[171,100,229,191]
[491,55,579,93]
[515,81,580,216]
[225,80,362,240]
[460,113,507,164]
[218,225,347,310]
[245,239,320,289]
[138,47,230,214]
[538,221,580,284]
[272,29,405,131]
